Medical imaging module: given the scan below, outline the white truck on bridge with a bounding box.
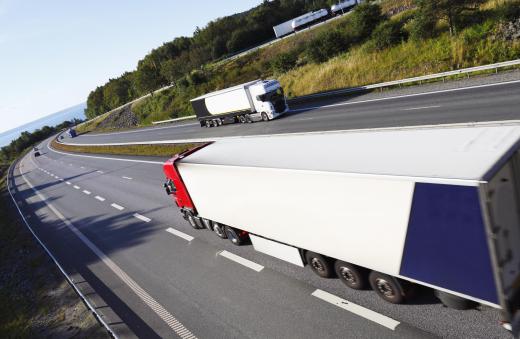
[163,122,520,333]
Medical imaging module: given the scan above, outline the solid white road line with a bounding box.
[133,213,151,223]
[83,190,91,195]
[312,289,400,330]
[18,158,197,339]
[95,196,106,202]
[111,203,124,211]
[402,105,441,111]
[219,250,264,272]
[122,176,133,180]
[73,185,80,190]
[166,227,194,242]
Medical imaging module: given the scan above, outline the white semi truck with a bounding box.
[164,122,520,333]
[190,80,288,128]
[291,9,329,31]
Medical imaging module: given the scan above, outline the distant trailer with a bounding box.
[331,0,359,15]
[273,20,294,38]
[291,9,329,31]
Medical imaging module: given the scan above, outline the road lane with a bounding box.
[64,80,520,146]
[8,142,443,338]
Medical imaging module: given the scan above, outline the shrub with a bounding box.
[306,30,348,63]
[409,3,437,40]
[371,20,406,50]
[350,1,384,42]
[270,52,298,73]
[496,0,520,22]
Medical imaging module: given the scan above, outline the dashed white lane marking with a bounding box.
[19,160,197,339]
[66,182,71,185]
[59,178,64,182]
[133,213,151,223]
[402,105,441,111]
[83,190,91,195]
[219,250,264,272]
[96,170,104,174]
[80,166,85,169]
[95,196,106,202]
[122,176,133,180]
[69,164,73,166]
[73,185,80,190]
[311,289,400,330]
[166,227,194,242]
[111,203,124,211]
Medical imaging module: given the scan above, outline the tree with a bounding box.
[135,60,166,96]
[306,30,347,63]
[410,1,438,40]
[350,1,384,42]
[415,0,485,36]
[270,52,298,73]
[371,21,406,50]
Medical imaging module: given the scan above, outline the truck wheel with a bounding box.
[213,222,227,239]
[435,291,477,310]
[369,271,405,304]
[305,251,334,278]
[334,261,367,290]
[187,214,201,229]
[225,226,246,246]
[238,116,246,124]
[261,112,269,121]
[245,114,252,123]
[205,120,212,128]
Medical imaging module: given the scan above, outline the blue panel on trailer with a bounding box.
[400,183,498,304]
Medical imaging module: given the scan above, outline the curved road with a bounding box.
[8,75,520,338]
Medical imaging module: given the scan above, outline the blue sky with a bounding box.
[0,0,262,133]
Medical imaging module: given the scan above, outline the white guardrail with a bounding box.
[6,161,118,338]
[296,59,520,101]
[152,115,196,125]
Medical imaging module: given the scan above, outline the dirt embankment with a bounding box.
[0,165,109,338]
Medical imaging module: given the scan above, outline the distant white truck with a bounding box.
[331,0,360,15]
[191,80,288,128]
[291,9,329,31]
[273,20,294,38]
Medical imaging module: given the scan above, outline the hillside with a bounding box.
[84,0,520,131]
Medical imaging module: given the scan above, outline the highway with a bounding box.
[9,76,520,338]
[63,77,520,145]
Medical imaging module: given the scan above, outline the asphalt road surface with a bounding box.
[63,77,520,146]
[8,136,514,338]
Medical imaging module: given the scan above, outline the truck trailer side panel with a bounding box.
[273,20,294,38]
[177,163,415,276]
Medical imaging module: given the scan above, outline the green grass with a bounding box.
[52,139,201,157]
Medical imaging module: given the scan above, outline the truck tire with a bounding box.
[238,116,246,124]
[334,261,367,290]
[245,114,252,123]
[205,120,212,128]
[225,226,245,246]
[186,214,202,229]
[261,112,269,121]
[305,251,334,278]
[435,291,477,310]
[369,271,405,304]
[213,222,227,239]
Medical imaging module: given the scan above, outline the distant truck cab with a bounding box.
[33,147,40,157]
[190,80,288,128]
[67,128,77,138]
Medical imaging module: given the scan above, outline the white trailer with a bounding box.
[163,122,520,333]
[273,20,294,38]
[331,0,359,15]
[190,80,288,128]
[291,9,329,30]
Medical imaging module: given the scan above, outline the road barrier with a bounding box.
[152,115,196,125]
[294,59,520,102]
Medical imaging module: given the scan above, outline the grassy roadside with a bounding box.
[52,139,201,157]
[0,164,108,338]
